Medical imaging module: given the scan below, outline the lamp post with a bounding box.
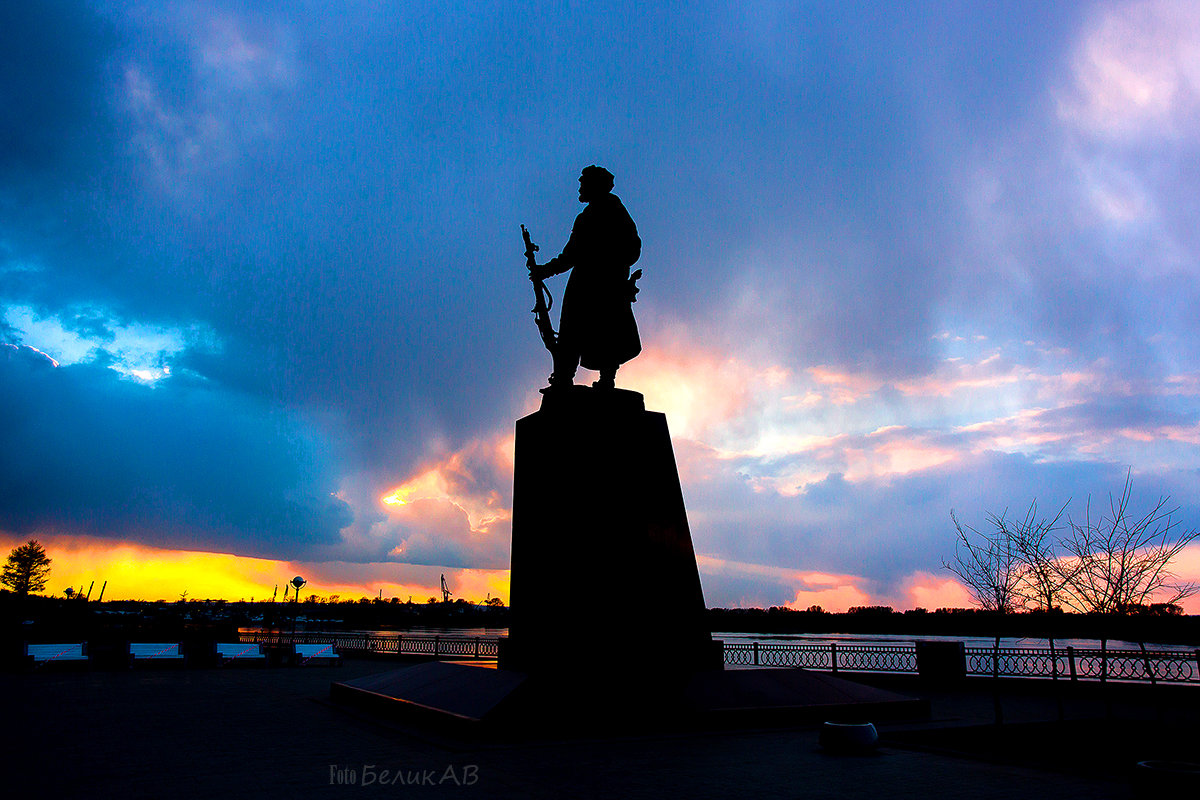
[290,576,307,644]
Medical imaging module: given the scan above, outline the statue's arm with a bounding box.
[538,219,582,278]
[539,253,571,278]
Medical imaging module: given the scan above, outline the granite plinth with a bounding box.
[503,386,717,673]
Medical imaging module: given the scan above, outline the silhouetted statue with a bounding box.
[526,166,642,390]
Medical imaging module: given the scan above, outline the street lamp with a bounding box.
[290,576,307,644]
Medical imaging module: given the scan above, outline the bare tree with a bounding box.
[1057,474,1199,614]
[1001,500,1073,611]
[944,510,1024,612]
[949,474,1199,615]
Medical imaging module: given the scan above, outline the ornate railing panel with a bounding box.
[722,642,917,673]
[965,647,1066,678]
[965,646,1198,683]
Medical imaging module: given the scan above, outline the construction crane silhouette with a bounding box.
[440,574,452,603]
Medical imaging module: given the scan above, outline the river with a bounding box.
[244,625,1198,653]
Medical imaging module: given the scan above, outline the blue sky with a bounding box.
[3,0,1200,608]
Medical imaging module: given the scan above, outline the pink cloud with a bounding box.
[806,365,883,405]
[1059,0,1200,142]
[619,340,783,440]
[899,571,974,611]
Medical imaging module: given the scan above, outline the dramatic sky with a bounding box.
[4,0,1200,610]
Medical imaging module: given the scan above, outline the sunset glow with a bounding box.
[5,0,1200,617]
[0,534,509,605]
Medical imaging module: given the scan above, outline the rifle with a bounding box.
[522,224,558,355]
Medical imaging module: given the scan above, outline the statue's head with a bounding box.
[578,165,614,202]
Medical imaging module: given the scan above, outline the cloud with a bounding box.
[4,303,216,382]
[1058,0,1200,141]
[118,5,296,191]
[900,571,974,611]
[0,1,118,174]
[380,434,514,534]
[0,349,351,558]
[696,555,873,611]
[4,2,1200,613]
[323,435,516,570]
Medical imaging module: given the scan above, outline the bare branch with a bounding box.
[1055,471,1198,613]
[944,471,1198,615]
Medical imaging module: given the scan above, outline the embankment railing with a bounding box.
[241,630,498,659]
[238,631,1200,684]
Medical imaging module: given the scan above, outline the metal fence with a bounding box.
[724,640,1200,684]
[723,642,919,674]
[238,631,1200,685]
[963,645,1200,684]
[240,630,499,659]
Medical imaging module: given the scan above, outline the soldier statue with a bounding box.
[526,166,642,390]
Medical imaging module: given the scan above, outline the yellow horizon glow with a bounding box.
[0,534,509,604]
[5,534,1197,614]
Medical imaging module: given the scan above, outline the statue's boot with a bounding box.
[592,368,616,390]
[548,349,579,390]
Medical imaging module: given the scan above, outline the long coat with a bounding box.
[545,193,642,369]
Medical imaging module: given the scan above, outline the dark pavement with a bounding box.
[6,657,1189,799]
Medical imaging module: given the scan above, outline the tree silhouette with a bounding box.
[944,510,1024,613]
[1057,475,1199,613]
[2,540,52,596]
[945,474,1198,614]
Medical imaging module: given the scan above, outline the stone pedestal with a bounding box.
[500,386,720,673]
[331,386,927,735]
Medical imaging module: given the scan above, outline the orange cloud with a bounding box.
[380,434,515,534]
[785,579,873,613]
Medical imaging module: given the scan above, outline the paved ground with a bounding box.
[5,657,1190,799]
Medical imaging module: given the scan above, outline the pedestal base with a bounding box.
[503,387,716,673]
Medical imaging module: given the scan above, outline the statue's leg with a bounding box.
[592,363,617,390]
[549,346,579,388]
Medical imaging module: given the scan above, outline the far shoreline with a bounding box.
[6,592,1197,650]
